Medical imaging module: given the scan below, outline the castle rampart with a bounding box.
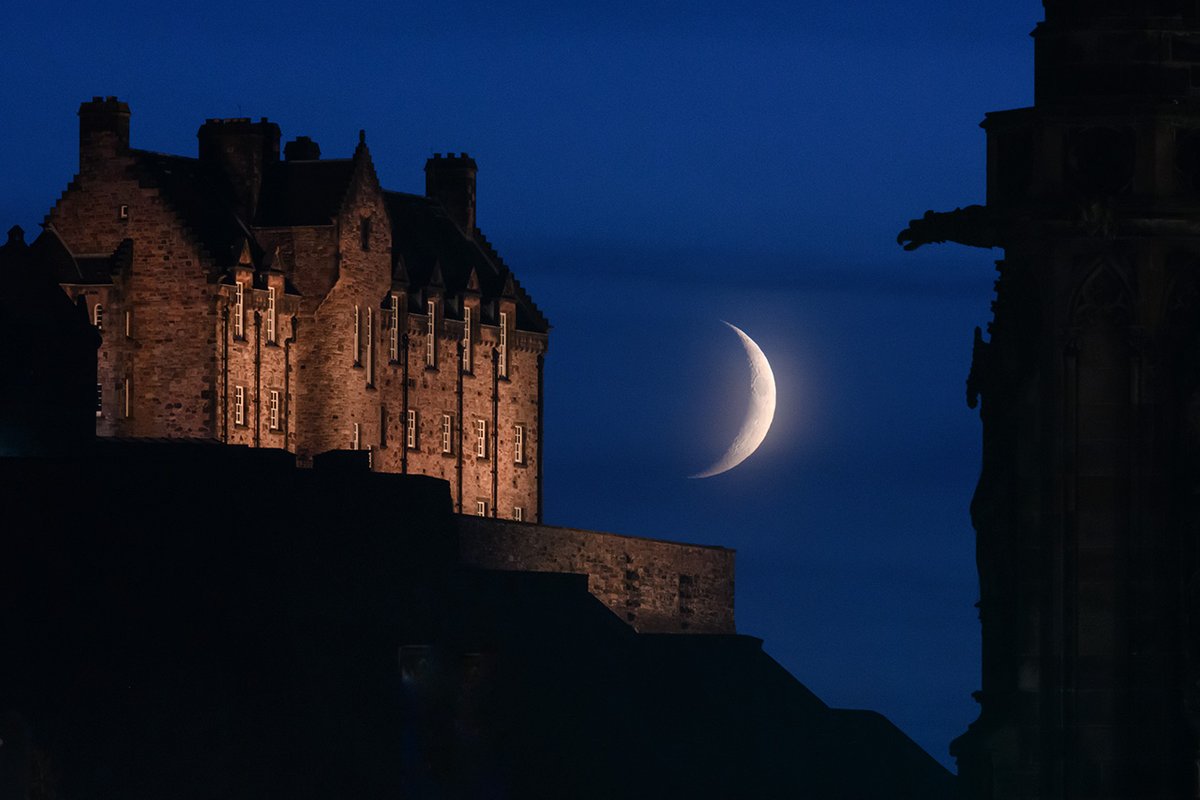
[457,516,735,634]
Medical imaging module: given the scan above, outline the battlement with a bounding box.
[428,152,478,167]
[80,96,130,114]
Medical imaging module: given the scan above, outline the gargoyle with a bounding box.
[897,205,1000,251]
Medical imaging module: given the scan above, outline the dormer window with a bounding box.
[389,295,399,362]
[463,306,472,373]
[234,282,244,339]
[499,310,508,377]
[93,303,103,331]
[360,216,371,251]
[426,299,436,367]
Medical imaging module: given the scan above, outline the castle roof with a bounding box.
[254,159,357,228]
[385,190,549,332]
[130,150,249,268]
[35,228,131,285]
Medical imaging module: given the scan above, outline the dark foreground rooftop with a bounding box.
[0,441,954,799]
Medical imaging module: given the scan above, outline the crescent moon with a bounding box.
[691,322,777,479]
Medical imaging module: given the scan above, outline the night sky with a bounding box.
[1,0,1047,769]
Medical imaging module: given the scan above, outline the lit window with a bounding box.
[499,310,508,377]
[267,287,277,344]
[513,506,524,522]
[234,385,245,426]
[514,424,525,464]
[93,303,103,331]
[366,307,374,384]
[118,204,129,220]
[123,377,131,419]
[476,500,487,517]
[352,422,360,451]
[475,419,487,459]
[463,306,472,372]
[426,299,436,367]
[234,282,244,338]
[124,310,132,338]
[269,390,280,431]
[95,383,103,417]
[353,305,361,364]
[407,409,418,449]
[441,414,453,454]
[360,216,371,251]
[389,295,399,361]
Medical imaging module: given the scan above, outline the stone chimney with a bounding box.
[78,96,130,171]
[425,153,478,236]
[197,117,281,221]
[284,136,321,161]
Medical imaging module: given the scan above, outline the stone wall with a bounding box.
[457,517,735,633]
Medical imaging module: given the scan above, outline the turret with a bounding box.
[425,153,477,236]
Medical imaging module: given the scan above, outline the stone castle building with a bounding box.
[43,97,548,521]
[904,1,1200,797]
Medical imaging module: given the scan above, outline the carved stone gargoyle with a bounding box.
[897,205,1000,251]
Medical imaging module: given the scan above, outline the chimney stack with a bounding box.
[197,117,281,221]
[425,153,478,236]
[78,96,130,171]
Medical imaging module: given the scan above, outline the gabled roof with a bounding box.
[129,150,249,268]
[385,191,549,332]
[33,228,130,285]
[254,159,356,227]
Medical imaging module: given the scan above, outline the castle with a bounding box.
[0,97,962,798]
[42,97,547,521]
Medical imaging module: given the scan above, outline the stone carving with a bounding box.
[896,205,999,251]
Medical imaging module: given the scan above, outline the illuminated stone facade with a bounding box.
[45,98,548,520]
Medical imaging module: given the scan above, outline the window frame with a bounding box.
[475,419,487,459]
[498,310,508,377]
[426,299,436,367]
[234,282,244,339]
[389,295,399,362]
[268,389,280,431]
[266,286,277,344]
[407,409,418,450]
[234,385,245,427]
[463,305,472,372]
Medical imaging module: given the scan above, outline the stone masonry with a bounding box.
[44,98,548,521]
[458,516,736,634]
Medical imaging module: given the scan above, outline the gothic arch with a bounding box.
[1068,257,1135,333]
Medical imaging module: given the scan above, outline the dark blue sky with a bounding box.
[1,0,1046,768]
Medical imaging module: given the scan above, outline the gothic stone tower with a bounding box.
[902,1,1200,797]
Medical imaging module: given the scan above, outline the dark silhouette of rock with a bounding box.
[0,442,954,799]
